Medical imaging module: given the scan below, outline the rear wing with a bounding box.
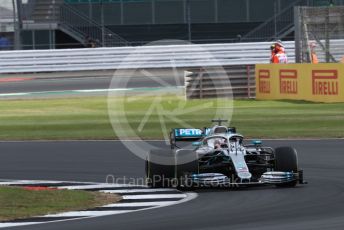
[170,128,206,149]
[170,127,237,149]
[172,128,205,141]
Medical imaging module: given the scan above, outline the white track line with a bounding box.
[0,86,183,98]
[0,223,41,228]
[103,201,176,207]
[122,194,187,199]
[43,210,131,218]
[58,184,143,190]
[100,188,177,194]
[0,180,89,186]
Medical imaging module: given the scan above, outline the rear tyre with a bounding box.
[274,146,298,187]
[146,149,175,188]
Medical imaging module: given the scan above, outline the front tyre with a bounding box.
[146,149,175,188]
[175,150,199,190]
[274,146,298,187]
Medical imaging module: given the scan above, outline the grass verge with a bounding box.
[0,186,121,221]
[0,96,343,139]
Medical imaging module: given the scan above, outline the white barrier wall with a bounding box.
[0,42,295,74]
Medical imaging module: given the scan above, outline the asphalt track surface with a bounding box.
[1,140,344,230]
[0,75,183,94]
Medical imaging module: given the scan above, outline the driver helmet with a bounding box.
[214,139,222,149]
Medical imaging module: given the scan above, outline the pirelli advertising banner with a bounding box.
[255,64,344,103]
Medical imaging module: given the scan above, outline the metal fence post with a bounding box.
[199,68,204,99]
[186,0,192,42]
[101,0,105,47]
[325,6,330,62]
[246,65,251,98]
[13,0,23,50]
[294,6,301,63]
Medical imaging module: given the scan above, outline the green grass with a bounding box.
[0,186,120,221]
[0,95,343,140]
[232,100,344,138]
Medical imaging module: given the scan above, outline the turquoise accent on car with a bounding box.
[174,129,203,138]
[252,140,262,145]
[192,141,202,147]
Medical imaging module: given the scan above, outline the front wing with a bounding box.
[181,171,306,187]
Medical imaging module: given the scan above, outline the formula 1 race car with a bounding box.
[145,119,306,188]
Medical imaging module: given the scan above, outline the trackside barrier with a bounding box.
[0,42,295,75]
[185,65,255,99]
[255,64,344,103]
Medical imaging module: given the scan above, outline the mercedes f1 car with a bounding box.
[146,119,306,188]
